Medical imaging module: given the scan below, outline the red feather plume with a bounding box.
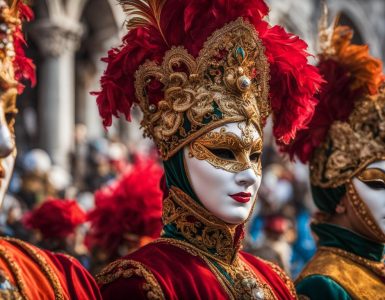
[23,198,86,239]
[11,1,36,93]
[86,156,164,257]
[93,0,322,144]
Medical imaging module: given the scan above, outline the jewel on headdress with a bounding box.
[237,75,251,92]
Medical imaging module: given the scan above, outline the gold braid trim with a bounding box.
[318,246,385,278]
[96,259,165,300]
[0,243,27,299]
[162,186,242,264]
[5,237,65,300]
[261,259,297,299]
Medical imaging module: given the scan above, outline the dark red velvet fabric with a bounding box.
[45,251,102,300]
[100,241,295,299]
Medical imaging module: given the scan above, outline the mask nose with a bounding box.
[0,106,14,158]
[235,168,259,189]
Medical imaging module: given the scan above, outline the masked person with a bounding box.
[93,0,323,299]
[283,9,385,300]
[0,1,101,299]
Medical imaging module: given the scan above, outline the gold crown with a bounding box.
[310,85,385,188]
[134,18,270,160]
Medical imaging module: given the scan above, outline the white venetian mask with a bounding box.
[184,122,262,224]
[352,160,385,236]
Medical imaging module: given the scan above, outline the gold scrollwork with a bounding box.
[134,18,270,159]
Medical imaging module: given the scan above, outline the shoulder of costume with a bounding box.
[96,257,165,300]
[295,274,352,300]
[0,237,102,300]
[240,251,297,299]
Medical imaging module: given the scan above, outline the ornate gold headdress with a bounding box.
[136,19,269,159]
[94,0,322,160]
[283,3,385,188]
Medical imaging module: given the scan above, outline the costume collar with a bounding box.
[161,186,244,265]
[312,223,384,262]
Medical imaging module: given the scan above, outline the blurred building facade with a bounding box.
[15,0,385,170]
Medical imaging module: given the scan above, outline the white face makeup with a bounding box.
[352,160,385,235]
[184,122,262,224]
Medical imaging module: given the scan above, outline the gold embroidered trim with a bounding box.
[97,259,165,300]
[297,246,385,299]
[162,186,243,264]
[134,18,270,159]
[345,181,385,242]
[5,237,65,300]
[319,246,385,278]
[262,259,297,299]
[310,89,385,188]
[0,243,27,299]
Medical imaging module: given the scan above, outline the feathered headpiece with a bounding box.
[86,156,163,258]
[0,0,35,132]
[283,4,385,188]
[93,0,322,160]
[23,198,86,239]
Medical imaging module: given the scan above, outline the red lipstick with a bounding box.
[229,192,252,203]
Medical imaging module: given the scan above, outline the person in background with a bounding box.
[283,6,385,299]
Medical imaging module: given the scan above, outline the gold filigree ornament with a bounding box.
[135,18,269,160]
[310,86,385,188]
[189,124,262,175]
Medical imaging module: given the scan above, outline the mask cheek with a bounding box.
[352,178,385,235]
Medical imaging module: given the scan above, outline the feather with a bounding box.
[119,0,168,46]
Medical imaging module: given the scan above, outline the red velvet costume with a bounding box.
[0,237,101,299]
[93,0,322,299]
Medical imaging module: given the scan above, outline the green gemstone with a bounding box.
[235,46,246,63]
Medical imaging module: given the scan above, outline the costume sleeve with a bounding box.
[46,252,102,300]
[296,275,352,300]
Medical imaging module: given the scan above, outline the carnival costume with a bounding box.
[94,0,323,299]
[283,9,385,300]
[0,1,101,299]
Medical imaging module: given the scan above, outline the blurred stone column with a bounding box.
[30,19,83,170]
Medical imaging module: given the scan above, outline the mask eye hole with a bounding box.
[362,180,385,190]
[249,152,261,162]
[209,148,236,160]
